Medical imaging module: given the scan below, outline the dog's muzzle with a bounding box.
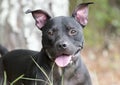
[46,48,81,68]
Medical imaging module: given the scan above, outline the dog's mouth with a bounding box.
[54,49,80,67]
[46,48,81,67]
[55,54,72,67]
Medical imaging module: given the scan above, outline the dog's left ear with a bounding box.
[26,9,51,30]
[72,2,93,27]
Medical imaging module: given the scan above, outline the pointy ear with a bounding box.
[72,2,93,27]
[26,9,51,30]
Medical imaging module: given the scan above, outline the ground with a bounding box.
[81,40,120,85]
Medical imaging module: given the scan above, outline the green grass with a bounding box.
[3,71,24,85]
[3,71,7,85]
[3,56,64,85]
[29,57,53,85]
[10,75,24,85]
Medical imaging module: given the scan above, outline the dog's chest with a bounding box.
[52,66,85,85]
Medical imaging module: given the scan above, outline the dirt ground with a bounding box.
[81,42,120,85]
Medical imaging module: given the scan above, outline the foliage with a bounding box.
[70,0,120,46]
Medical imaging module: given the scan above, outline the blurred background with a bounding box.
[0,0,120,85]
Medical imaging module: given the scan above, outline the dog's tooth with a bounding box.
[70,60,73,64]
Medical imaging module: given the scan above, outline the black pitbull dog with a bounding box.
[0,2,93,85]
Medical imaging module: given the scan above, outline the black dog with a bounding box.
[0,45,8,56]
[0,2,93,85]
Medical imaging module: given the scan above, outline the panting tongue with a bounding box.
[55,55,72,67]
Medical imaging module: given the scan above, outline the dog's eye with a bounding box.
[69,29,77,36]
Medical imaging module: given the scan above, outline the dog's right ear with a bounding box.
[26,9,51,30]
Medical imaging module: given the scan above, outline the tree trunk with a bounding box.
[0,0,69,51]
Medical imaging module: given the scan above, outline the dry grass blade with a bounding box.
[10,74,24,85]
[3,71,7,85]
[31,57,52,85]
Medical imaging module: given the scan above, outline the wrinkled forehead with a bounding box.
[44,16,82,29]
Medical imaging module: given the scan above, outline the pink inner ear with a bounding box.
[35,13,47,29]
[76,7,88,26]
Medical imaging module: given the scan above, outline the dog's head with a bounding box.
[26,2,93,67]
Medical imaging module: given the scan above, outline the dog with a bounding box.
[0,45,8,57]
[0,2,93,85]
[0,45,8,85]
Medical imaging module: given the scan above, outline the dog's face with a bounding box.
[42,16,84,67]
[26,2,93,67]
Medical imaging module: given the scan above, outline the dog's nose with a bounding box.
[57,42,68,50]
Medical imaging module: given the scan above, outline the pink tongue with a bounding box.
[55,55,72,67]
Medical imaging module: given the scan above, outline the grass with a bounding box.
[29,57,53,85]
[3,71,24,85]
[10,75,24,85]
[26,57,65,85]
[2,56,64,85]
[3,71,7,85]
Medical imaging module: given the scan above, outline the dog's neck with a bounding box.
[53,53,82,84]
[37,49,83,83]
